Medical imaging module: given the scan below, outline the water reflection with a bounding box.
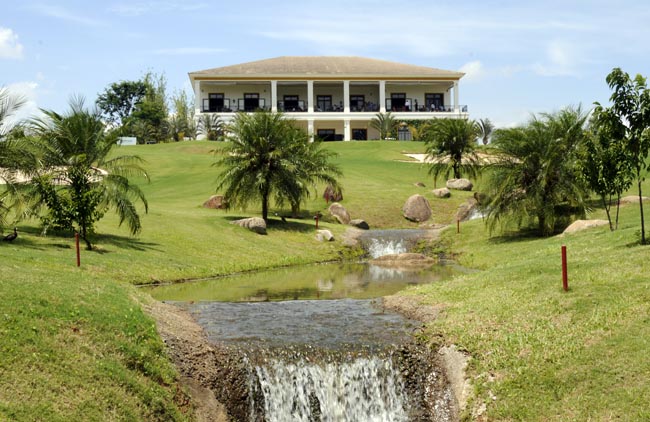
[145,262,456,303]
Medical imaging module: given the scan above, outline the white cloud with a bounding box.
[532,40,579,77]
[0,27,24,60]
[152,47,227,55]
[31,4,107,27]
[459,61,484,83]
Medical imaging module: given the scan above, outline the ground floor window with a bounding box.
[352,128,367,141]
[317,129,337,142]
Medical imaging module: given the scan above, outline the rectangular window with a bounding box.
[208,93,224,112]
[390,93,406,111]
[350,95,365,111]
[317,129,336,142]
[283,95,300,111]
[425,93,445,111]
[243,93,260,112]
[317,95,332,111]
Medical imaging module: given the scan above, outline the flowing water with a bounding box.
[147,230,457,421]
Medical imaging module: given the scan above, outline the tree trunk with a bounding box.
[602,195,613,231]
[615,194,621,230]
[261,189,269,222]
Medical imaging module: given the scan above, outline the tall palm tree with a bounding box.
[28,97,149,249]
[484,106,590,236]
[477,118,494,145]
[421,118,481,185]
[214,111,341,221]
[369,112,398,140]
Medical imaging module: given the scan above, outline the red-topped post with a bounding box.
[561,245,568,291]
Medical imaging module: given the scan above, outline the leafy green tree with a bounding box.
[169,89,194,141]
[128,72,169,143]
[477,118,494,145]
[421,118,481,185]
[29,98,149,249]
[595,68,650,244]
[96,80,147,127]
[580,109,633,230]
[214,111,341,221]
[199,114,224,141]
[484,106,590,236]
[370,112,398,140]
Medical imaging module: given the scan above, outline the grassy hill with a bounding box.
[1,140,649,420]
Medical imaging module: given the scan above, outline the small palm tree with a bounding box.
[477,118,494,145]
[214,111,341,221]
[199,114,224,141]
[421,118,481,185]
[370,112,398,140]
[28,97,149,249]
[484,106,590,236]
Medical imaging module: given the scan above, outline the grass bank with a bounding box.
[402,202,650,420]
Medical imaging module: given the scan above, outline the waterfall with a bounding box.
[367,238,407,258]
[248,356,409,422]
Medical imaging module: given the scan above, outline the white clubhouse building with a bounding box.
[189,56,467,141]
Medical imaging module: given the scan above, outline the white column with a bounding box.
[343,80,350,113]
[194,80,201,114]
[308,119,314,142]
[379,80,386,113]
[271,80,278,112]
[454,80,459,113]
[307,80,314,113]
[344,119,351,141]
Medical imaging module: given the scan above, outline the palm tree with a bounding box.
[0,87,33,230]
[199,114,224,141]
[28,97,149,249]
[421,118,481,185]
[484,106,590,236]
[214,111,341,221]
[477,118,494,145]
[369,112,398,140]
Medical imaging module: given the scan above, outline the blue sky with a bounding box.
[2,0,650,127]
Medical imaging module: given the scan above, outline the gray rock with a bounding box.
[349,219,370,230]
[328,202,351,224]
[619,195,650,204]
[402,194,432,222]
[203,195,227,209]
[432,187,451,198]
[456,198,479,222]
[370,253,436,268]
[315,229,335,242]
[446,178,473,191]
[230,217,267,235]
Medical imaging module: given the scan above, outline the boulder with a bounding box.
[349,219,369,230]
[323,184,343,203]
[315,229,335,242]
[562,219,609,234]
[619,195,650,204]
[328,202,351,224]
[456,198,479,222]
[402,194,432,222]
[230,217,267,235]
[432,187,451,198]
[446,178,473,191]
[203,195,227,209]
[473,192,488,205]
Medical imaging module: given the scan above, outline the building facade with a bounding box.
[189,56,467,141]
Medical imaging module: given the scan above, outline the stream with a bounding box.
[145,230,458,421]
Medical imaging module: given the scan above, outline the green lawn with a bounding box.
[1,140,648,421]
